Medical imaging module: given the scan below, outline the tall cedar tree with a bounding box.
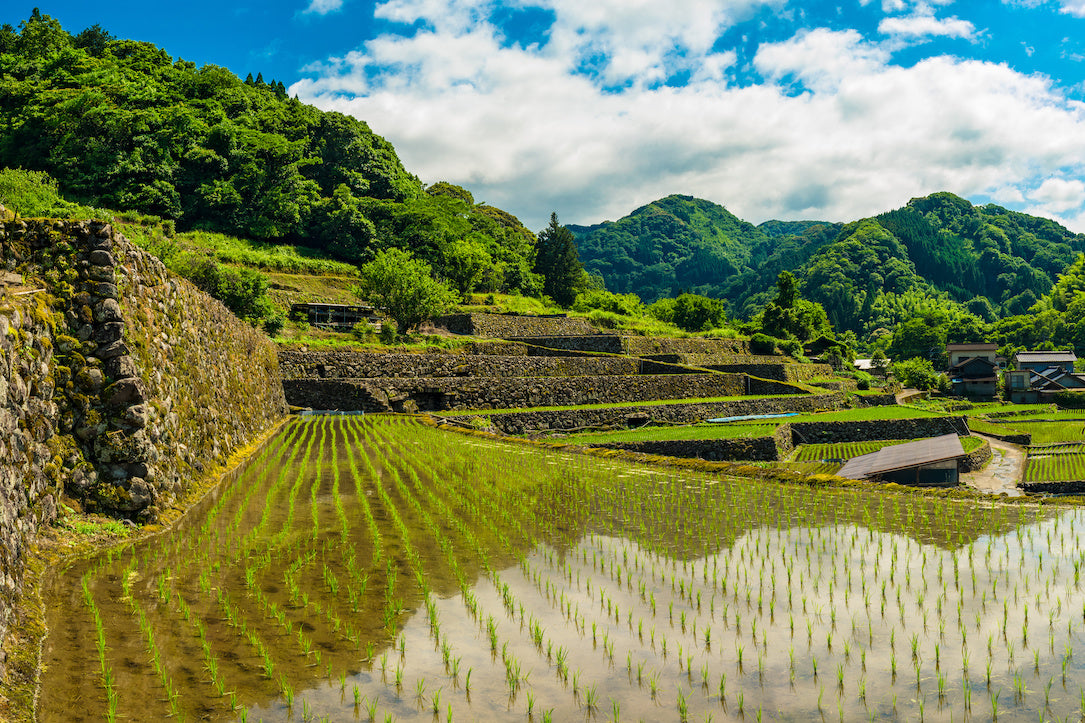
[534,213,583,307]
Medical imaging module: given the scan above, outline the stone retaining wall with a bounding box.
[285,373,748,412]
[852,394,898,407]
[436,312,600,337]
[706,362,835,383]
[514,335,750,357]
[790,417,970,444]
[443,393,845,434]
[960,440,992,472]
[976,429,1033,445]
[0,219,287,681]
[594,424,794,462]
[279,351,642,379]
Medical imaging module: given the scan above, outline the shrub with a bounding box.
[750,333,777,355]
[263,314,285,337]
[891,358,943,391]
[671,293,726,332]
[1053,390,1085,409]
[573,289,643,317]
[173,254,273,321]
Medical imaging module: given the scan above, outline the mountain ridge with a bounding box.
[571,191,1085,338]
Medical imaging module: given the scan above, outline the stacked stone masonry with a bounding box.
[0,219,287,680]
[278,351,643,379]
[284,373,749,413]
[596,424,795,462]
[436,312,600,337]
[510,335,751,357]
[443,393,845,435]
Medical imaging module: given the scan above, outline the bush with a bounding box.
[262,314,285,337]
[173,254,273,321]
[355,248,457,335]
[891,358,943,391]
[750,333,777,355]
[672,293,726,332]
[0,167,87,218]
[573,289,643,317]
[1053,390,1085,409]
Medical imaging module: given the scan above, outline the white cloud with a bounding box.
[1059,0,1085,17]
[878,11,976,41]
[1028,178,1085,213]
[302,0,344,15]
[292,4,1085,234]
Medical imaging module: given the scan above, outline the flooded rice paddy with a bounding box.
[38,415,1085,721]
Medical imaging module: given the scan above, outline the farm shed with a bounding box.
[838,433,966,487]
[289,302,380,330]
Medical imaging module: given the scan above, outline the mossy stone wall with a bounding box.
[444,393,845,434]
[284,373,749,412]
[0,219,286,682]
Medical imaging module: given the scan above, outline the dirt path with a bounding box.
[961,434,1025,496]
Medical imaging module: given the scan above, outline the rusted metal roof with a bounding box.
[838,433,966,480]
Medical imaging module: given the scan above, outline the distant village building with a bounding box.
[1005,350,1085,403]
[946,343,999,399]
[853,358,890,377]
[946,343,997,368]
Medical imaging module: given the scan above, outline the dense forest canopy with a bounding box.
[572,191,1085,356]
[0,11,541,295]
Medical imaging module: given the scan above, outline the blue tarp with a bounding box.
[706,412,799,423]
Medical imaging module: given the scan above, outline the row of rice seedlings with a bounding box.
[45,415,1085,721]
[792,441,886,462]
[1024,450,1085,483]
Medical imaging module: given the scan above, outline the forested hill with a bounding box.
[569,195,782,301]
[573,192,1085,337]
[0,11,540,295]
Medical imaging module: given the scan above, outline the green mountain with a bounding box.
[573,192,1085,338]
[0,11,539,295]
[569,195,771,302]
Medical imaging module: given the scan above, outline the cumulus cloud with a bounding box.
[302,0,345,15]
[291,2,1085,232]
[1028,178,1085,213]
[878,10,977,41]
[1059,0,1085,17]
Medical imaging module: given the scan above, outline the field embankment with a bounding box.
[0,219,287,685]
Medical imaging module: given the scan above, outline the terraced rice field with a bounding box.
[38,415,1085,722]
[1024,443,1085,483]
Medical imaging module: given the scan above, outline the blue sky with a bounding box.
[7,1,1085,231]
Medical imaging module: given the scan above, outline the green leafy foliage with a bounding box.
[571,195,769,302]
[758,271,832,342]
[172,254,274,321]
[891,358,946,391]
[355,248,456,334]
[0,13,540,296]
[670,293,727,332]
[0,167,100,218]
[534,214,585,308]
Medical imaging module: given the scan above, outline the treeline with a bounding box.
[0,11,541,296]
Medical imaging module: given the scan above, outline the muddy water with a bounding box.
[36,416,1085,721]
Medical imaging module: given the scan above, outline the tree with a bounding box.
[759,271,832,341]
[671,293,726,332]
[891,358,944,391]
[534,213,584,307]
[355,248,456,335]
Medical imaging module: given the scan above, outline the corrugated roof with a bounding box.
[838,434,966,480]
[1017,351,1077,362]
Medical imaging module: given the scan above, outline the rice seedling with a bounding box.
[36,414,1085,723]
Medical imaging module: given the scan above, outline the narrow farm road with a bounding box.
[962,434,1024,497]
